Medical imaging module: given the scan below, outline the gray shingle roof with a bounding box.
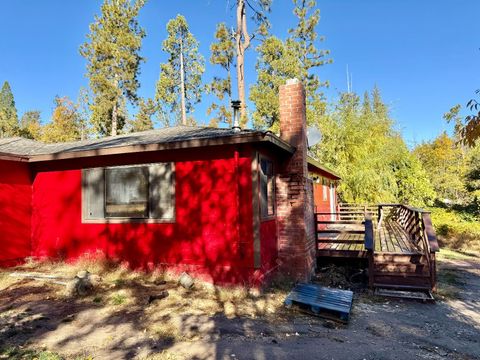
[0,126,266,157]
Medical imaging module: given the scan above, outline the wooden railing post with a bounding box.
[364,213,375,289]
[377,205,383,229]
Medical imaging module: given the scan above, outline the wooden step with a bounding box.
[373,283,432,291]
[317,229,365,234]
[317,238,364,244]
[373,275,431,288]
[373,272,430,278]
[374,263,428,274]
[374,254,425,264]
[316,220,364,225]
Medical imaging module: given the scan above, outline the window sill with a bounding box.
[261,215,276,222]
[82,218,175,224]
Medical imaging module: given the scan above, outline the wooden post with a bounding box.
[364,213,375,289]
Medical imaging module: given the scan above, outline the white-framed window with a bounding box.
[82,162,175,221]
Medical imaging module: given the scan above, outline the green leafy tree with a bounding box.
[156,15,205,126]
[18,111,42,140]
[0,81,19,137]
[235,0,272,125]
[80,0,146,136]
[414,132,467,203]
[312,89,434,206]
[207,23,235,126]
[129,98,156,132]
[465,145,480,197]
[41,97,82,143]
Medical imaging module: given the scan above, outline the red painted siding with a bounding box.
[260,219,277,272]
[30,151,255,284]
[0,160,32,265]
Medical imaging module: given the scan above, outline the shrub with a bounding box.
[429,206,480,253]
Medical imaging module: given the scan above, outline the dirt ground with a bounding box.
[0,250,479,360]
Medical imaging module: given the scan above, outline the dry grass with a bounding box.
[1,253,290,346]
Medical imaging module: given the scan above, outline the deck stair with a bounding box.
[315,204,440,295]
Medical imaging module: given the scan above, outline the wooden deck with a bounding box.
[316,221,420,256]
[315,204,440,293]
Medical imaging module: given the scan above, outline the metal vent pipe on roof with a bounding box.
[231,100,241,132]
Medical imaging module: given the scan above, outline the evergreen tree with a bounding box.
[207,23,235,126]
[80,0,146,136]
[129,98,156,132]
[250,0,330,129]
[18,111,42,140]
[249,36,300,129]
[41,97,82,143]
[0,81,19,137]
[77,87,92,140]
[288,0,331,100]
[156,15,205,126]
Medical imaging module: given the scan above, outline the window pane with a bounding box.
[149,163,175,220]
[260,158,275,218]
[83,168,105,219]
[105,167,148,218]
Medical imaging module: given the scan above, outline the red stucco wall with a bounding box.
[0,160,32,265]
[30,150,257,284]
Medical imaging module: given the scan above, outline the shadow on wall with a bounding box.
[0,160,32,265]
[28,147,278,286]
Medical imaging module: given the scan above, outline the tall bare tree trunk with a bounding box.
[111,101,118,136]
[180,39,187,126]
[236,0,249,127]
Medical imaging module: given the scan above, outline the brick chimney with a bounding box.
[276,78,316,281]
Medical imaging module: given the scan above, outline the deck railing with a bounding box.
[338,203,378,221]
[379,204,439,290]
[315,203,440,290]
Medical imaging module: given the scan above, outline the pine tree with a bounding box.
[207,23,235,126]
[288,0,330,97]
[235,0,271,125]
[80,0,145,136]
[250,0,330,129]
[249,36,300,129]
[0,81,19,137]
[129,98,156,132]
[41,97,82,143]
[155,15,205,126]
[18,111,42,140]
[77,87,92,140]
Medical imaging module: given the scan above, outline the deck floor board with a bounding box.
[317,219,421,257]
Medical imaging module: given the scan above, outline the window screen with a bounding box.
[83,163,175,221]
[260,158,275,218]
[105,166,148,218]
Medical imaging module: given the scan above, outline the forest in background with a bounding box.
[0,0,479,251]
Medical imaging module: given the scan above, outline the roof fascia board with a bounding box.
[27,133,295,163]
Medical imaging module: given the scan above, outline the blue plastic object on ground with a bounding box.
[284,283,354,322]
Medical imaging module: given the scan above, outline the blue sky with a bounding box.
[0,0,478,145]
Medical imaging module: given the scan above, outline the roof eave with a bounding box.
[307,155,341,180]
[26,132,295,163]
[0,152,30,162]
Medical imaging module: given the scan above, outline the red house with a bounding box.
[0,79,339,285]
